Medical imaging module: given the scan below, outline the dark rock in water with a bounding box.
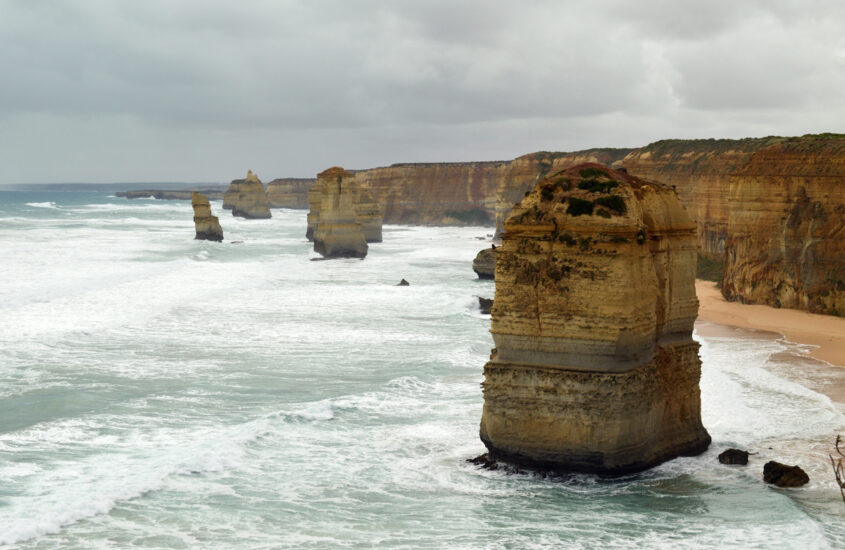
[396,279,410,286]
[478,297,493,314]
[468,453,498,470]
[763,461,809,487]
[719,448,749,465]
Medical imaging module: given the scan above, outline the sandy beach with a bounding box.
[696,280,845,368]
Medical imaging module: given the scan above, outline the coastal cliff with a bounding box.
[224,170,272,219]
[479,163,710,474]
[266,178,314,209]
[354,161,506,226]
[722,137,845,315]
[312,167,368,259]
[191,192,224,242]
[620,138,783,260]
[353,186,383,243]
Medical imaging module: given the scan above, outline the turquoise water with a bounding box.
[0,190,844,549]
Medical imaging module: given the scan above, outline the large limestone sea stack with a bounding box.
[223,170,272,219]
[191,192,224,242]
[479,163,710,474]
[312,167,368,259]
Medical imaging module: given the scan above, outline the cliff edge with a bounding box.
[479,163,710,474]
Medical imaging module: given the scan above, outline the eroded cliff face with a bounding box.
[354,186,383,243]
[354,161,506,226]
[266,178,314,209]
[479,163,710,474]
[224,171,272,219]
[620,138,783,261]
[722,138,845,315]
[191,192,224,242]
[312,167,368,259]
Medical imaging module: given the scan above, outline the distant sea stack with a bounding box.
[223,170,272,219]
[479,163,710,474]
[266,178,315,209]
[312,167,368,259]
[191,192,224,242]
[472,246,497,279]
[307,169,383,244]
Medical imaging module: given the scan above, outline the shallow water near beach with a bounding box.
[1,190,844,549]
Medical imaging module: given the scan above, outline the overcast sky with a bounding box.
[1,0,844,184]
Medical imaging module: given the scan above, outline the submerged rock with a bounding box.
[718,448,749,465]
[763,461,809,487]
[479,163,711,475]
[191,192,223,242]
[224,170,272,219]
[396,279,410,286]
[472,246,497,279]
[312,167,368,259]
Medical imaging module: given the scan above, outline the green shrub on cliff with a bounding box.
[696,254,725,285]
[578,179,618,193]
[595,195,627,214]
[566,197,594,216]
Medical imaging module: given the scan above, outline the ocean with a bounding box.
[1,189,844,549]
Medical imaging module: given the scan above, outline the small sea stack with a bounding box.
[479,163,710,475]
[223,170,272,219]
[312,167,368,259]
[191,192,224,242]
[472,246,497,279]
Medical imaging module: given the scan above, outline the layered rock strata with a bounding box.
[353,186,383,243]
[191,192,224,242]
[312,167,368,259]
[223,170,272,219]
[619,137,783,260]
[722,138,845,315]
[472,246,497,279]
[266,178,315,209]
[479,163,710,474]
[307,172,383,243]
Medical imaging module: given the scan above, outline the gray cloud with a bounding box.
[1,0,843,183]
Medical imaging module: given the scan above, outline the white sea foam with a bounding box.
[25,201,57,208]
[2,195,845,548]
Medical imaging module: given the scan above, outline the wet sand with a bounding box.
[696,280,845,369]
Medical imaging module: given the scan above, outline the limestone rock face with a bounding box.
[472,247,497,279]
[307,170,383,243]
[479,163,710,474]
[223,170,272,219]
[353,161,505,226]
[620,138,782,261]
[191,192,224,242]
[312,167,368,259]
[266,178,314,209]
[722,138,845,315]
[353,186,383,243]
